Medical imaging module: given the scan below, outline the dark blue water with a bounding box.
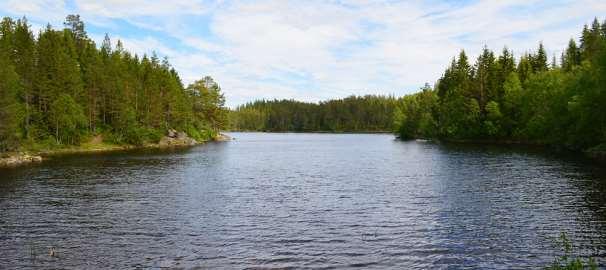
[1,133,605,269]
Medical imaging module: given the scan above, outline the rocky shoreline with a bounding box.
[0,132,232,168]
[0,154,43,167]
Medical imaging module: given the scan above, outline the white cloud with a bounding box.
[2,0,606,107]
[0,0,67,25]
[75,0,214,17]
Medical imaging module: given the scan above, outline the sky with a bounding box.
[1,0,605,107]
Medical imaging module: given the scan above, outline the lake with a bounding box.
[1,132,605,269]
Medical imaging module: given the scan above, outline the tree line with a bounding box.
[0,15,228,152]
[394,18,606,153]
[229,95,397,132]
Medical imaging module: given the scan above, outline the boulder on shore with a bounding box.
[158,133,198,147]
[167,129,178,138]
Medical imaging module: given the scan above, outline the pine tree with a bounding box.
[0,15,233,150]
[454,50,472,97]
[532,42,548,72]
[562,39,581,71]
[496,47,516,102]
[63,15,86,43]
[473,47,497,109]
[187,76,228,133]
[34,24,56,115]
[580,19,603,61]
[436,58,457,98]
[80,40,102,132]
[12,18,36,138]
[0,52,23,151]
[0,18,15,54]
[517,53,534,83]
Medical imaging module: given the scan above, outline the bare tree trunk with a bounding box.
[24,94,30,138]
[55,119,59,144]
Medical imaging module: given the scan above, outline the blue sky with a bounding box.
[1,0,604,107]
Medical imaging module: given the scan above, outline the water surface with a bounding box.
[1,133,605,269]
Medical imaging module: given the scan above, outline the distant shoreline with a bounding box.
[226,130,393,134]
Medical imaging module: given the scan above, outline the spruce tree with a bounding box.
[562,39,581,71]
[533,43,548,72]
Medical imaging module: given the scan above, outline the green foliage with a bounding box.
[562,39,581,71]
[187,76,228,132]
[518,70,569,143]
[533,43,549,72]
[230,95,398,132]
[393,17,606,153]
[546,233,598,270]
[0,15,229,152]
[109,105,145,145]
[394,85,437,139]
[0,52,24,151]
[501,72,523,135]
[229,107,266,131]
[49,94,87,144]
[184,124,212,142]
[484,101,502,137]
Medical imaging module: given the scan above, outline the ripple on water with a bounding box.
[0,133,605,269]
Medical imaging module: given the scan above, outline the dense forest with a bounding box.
[3,14,605,157]
[0,15,228,152]
[229,95,397,132]
[394,18,606,154]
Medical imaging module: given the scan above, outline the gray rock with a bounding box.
[167,129,178,138]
